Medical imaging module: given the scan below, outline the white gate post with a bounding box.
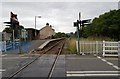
[80,41,81,54]
[96,41,98,55]
[90,42,92,54]
[76,40,78,54]
[83,41,84,55]
[103,41,105,57]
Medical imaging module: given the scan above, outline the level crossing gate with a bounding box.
[103,41,120,57]
[77,41,120,57]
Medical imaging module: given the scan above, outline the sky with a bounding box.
[1,1,119,33]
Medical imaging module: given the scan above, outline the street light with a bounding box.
[35,16,41,39]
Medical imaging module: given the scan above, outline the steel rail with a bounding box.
[47,40,65,79]
[7,39,64,79]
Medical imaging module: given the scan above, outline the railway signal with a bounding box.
[4,12,23,53]
[74,12,91,55]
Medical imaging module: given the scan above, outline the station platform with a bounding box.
[38,38,62,50]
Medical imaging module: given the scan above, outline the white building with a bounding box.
[39,23,55,39]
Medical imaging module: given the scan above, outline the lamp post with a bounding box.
[35,16,41,39]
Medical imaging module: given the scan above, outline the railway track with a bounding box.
[6,39,65,79]
[47,39,65,79]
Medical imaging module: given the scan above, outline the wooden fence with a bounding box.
[77,41,120,57]
[103,41,120,57]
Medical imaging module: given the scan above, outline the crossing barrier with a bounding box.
[78,41,120,57]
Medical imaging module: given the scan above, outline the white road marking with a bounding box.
[113,66,120,69]
[0,69,6,72]
[93,54,97,56]
[2,57,31,59]
[97,56,101,59]
[0,54,7,57]
[67,70,119,77]
[67,71,119,74]
[67,73,119,77]
[97,56,119,70]
[0,69,6,74]
[106,62,114,66]
[101,59,107,62]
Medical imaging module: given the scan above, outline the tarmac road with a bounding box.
[66,54,119,79]
[2,54,119,79]
[1,39,47,77]
[2,54,37,77]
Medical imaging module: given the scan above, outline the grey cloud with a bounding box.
[1,2,118,33]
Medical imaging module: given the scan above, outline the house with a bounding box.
[39,23,55,39]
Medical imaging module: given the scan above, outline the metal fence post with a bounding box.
[103,41,105,57]
[4,41,6,52]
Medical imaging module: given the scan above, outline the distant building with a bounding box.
[39,23,55,39]
[25,28,39,40]
[21,29,28,40]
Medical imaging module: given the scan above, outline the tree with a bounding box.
[54,32,66,38]
[3,27,12,33]
[81,9,120,40]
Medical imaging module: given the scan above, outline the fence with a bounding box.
[1,40,30,53]
[79,41,103,55]
[103,41,120,57]
[0,41,6,52]
[77,41,120,57]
